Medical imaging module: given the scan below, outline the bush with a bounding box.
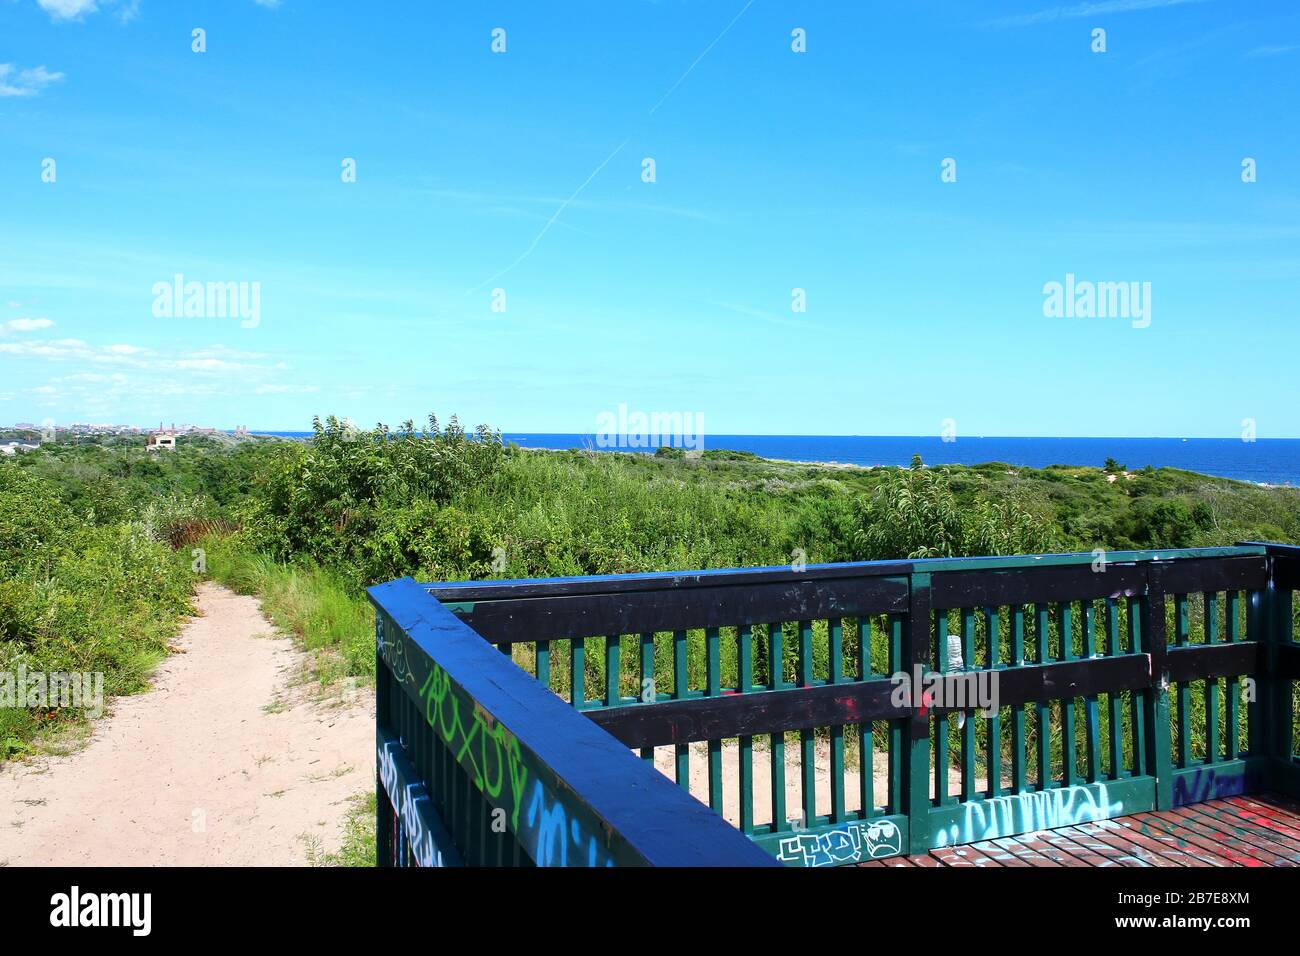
[0,463,193,757]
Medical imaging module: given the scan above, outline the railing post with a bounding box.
[1253,555,1292,767]
[903,572,932,855]
[1248,585,1270,759]
[1140,567,1174,810]
[1270,576,1294,764]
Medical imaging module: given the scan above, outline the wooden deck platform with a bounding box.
[863,793,1300,867]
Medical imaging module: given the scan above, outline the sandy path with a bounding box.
[0,583,374,866]
[653,740,978,827]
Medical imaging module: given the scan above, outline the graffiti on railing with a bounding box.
[524,781,616,867]
[418,664,530,830]
[1172,766,1249,807]
[776,818,903,867]
[378,611,634,866]
[933,784,1123,848]
[377,739,456,866]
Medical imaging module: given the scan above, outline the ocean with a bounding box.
[257,433,1300,487]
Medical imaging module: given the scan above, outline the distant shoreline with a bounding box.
[8,427,1294,486]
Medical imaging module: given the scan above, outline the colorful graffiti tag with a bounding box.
[418,664,530,830]
[377,737,460,866]
[1172,766,1249,807]
[933,784,1124,848]
[525,781,616,867]
[776,818,904,867]
[379,617,630,866]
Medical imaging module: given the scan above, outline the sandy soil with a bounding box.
[653,738,980,827]
[0,583,374,866]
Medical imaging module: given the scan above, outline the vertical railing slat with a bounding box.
[1011,605,1026,793]
[828,618,846,823]
[605,634,621,707]
[986,606,1001,797]
[1105,598,1124,779]
[706,626,723,815]
[799,621,816,828]
[862,616,875,816]
[1205,592,1220,764]
[673,629,688,787]
[1035,603,1052,788]
[1128,596,1146,777]
[638,632,654,763]
[536,639,551,688]
[960,608,976,801]
[1175,594,1191,767]
[739,625,755,833]
[571,637,586,709]
[888,614,905,814]
[1226,590,1242,760]
[770,622,787,831]
[1057,603,1077,787]
[1083,601,1102,783]
[935,611,951,805]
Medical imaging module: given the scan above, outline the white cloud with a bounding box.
[37,0,99,20]
[990,0,1211,28]
[2,317,54,332]
[7,336,312,413]
[252,0,282,8]
[37,0,142,22]
[0,64,66,97]
[0,337,146,366]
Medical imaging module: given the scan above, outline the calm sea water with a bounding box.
[258,433,1300,486]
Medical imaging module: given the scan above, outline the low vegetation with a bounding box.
[3,414,1298,767]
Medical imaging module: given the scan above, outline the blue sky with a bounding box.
[1,0,1298,436]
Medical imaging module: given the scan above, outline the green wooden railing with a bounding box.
[372,542,1300,867]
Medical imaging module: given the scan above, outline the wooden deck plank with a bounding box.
[988,835,1064,866]
[1160,807,1293,866]
[968,839,1033,866]
[908,853,945,867]
[1180,805,1300,863]
[1034,830,1115,867]
[1222,796,1300,842]
[998,831,1089,866]
[1060,821,1181,867]
[1190,801,1300,853]
[1095,818,1209,867]
[1093,815,1232,866]
[1254,791,1300,817]
[1051,825,1152,866]
[1128,811,1268,867]
[930,844,1005,867]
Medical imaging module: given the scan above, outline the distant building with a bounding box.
[147,423,178,452]
[0,442,39,456]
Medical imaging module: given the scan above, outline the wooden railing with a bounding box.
[369,543,1300,867]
